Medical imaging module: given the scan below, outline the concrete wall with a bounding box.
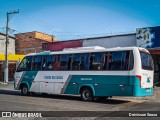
[42,33,136,51]
[0,34,15,54]
[42,40,83,51]
[83,34,136,48]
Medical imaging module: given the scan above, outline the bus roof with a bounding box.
[25,46,149,56]
[26,51,51,56]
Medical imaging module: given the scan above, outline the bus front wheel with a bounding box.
[21,84,29,96]
[81,87,93,102]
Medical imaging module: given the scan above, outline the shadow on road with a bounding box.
[0,89,131,105]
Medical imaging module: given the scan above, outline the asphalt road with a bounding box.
[0,84,160,120]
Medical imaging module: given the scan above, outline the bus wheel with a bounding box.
[81,87,93,102]
[21,84,29,96]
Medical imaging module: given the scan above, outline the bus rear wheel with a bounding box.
[21,84,29,96]
[81,87,93,102]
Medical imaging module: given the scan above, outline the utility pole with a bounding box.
[4,9,19,83]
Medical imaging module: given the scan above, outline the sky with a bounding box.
[0,0,160,40]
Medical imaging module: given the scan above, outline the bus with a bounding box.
[14,46,154,101]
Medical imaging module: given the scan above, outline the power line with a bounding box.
[9,13,131,39]
[28,14,64,32]
[13,28,135,41]
[1,12,136,41]
[21,14,62,32]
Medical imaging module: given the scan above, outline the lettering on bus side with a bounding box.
[44,76,63,79]
[80,78,92,80]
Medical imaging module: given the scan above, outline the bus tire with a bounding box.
[21,84,29,96]
[81,87,94,102]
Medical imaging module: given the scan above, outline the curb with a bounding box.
[0,82,9,84]
[0,82,14,84]
[113,97,149,103]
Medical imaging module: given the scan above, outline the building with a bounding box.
[136,26,160,84]
[0,32,25,81]
[15,31,56,54]
[0,54,24,81]
[42,33,136,51]
[0,32,17,81]
[0,32,15,54]
[42,40,83,51]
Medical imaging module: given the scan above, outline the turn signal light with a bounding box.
[136,75,142,87]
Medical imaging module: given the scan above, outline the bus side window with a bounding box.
[26,56,33,71]
[42,56,47,70]
[42,55,55,70]
[80,53,89,70]
[109,51,130,71]
[120,51,130,70]
[59,54,68,70]
[72,54,81,70]
[104,52,109,70]
[108,52,112,70]
[109,51,120,70]
[54,55,60,70]
[68,54,72,70]
[125,51,130,70]
[129,51,134,70]
[32,56,42,70]
[90,52,104,70]
[46,55,55,70]
[89,55,93,70]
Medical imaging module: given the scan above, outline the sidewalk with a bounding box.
[141,85,160,102]
[0,81,14,85]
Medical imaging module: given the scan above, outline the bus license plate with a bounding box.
[146,88,150,92]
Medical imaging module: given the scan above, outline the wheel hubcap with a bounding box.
[23,88,27,93]
[83,90,90,99]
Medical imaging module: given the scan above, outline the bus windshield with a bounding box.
[140,51,153,70]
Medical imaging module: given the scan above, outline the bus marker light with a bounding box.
[146,88,150,92]
[73,82,78,85]
[136,75,142,87]
[94,84,101,86]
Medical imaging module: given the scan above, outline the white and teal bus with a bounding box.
[14,46,154,101]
